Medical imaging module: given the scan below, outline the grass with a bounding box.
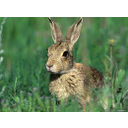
[0,17,128,112]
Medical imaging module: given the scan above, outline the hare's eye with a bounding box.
[63,51,69,57]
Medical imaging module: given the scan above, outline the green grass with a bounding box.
[0,17,128,112]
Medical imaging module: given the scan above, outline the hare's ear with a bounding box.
[65,17,83,50]
[48,17,63,43]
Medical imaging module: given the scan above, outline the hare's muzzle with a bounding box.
[46,64,54,72]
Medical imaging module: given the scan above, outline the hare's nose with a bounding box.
[46,64,53,69]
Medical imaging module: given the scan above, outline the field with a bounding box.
[0,17,128,112]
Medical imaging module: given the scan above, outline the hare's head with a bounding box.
[46,17,83,74]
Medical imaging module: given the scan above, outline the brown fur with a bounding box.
[46,18,104,111]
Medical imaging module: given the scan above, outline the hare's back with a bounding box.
[74,63,104,88]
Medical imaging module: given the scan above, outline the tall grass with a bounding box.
[0,17,128,112]
[0,18,7,107]
[0,17,7,79]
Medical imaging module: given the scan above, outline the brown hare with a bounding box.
[46,17,104,111]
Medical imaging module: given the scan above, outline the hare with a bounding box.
[46,17,104,111]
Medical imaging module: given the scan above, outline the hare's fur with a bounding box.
[46,18,104,110]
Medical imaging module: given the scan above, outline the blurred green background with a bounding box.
[0,17,128,112]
